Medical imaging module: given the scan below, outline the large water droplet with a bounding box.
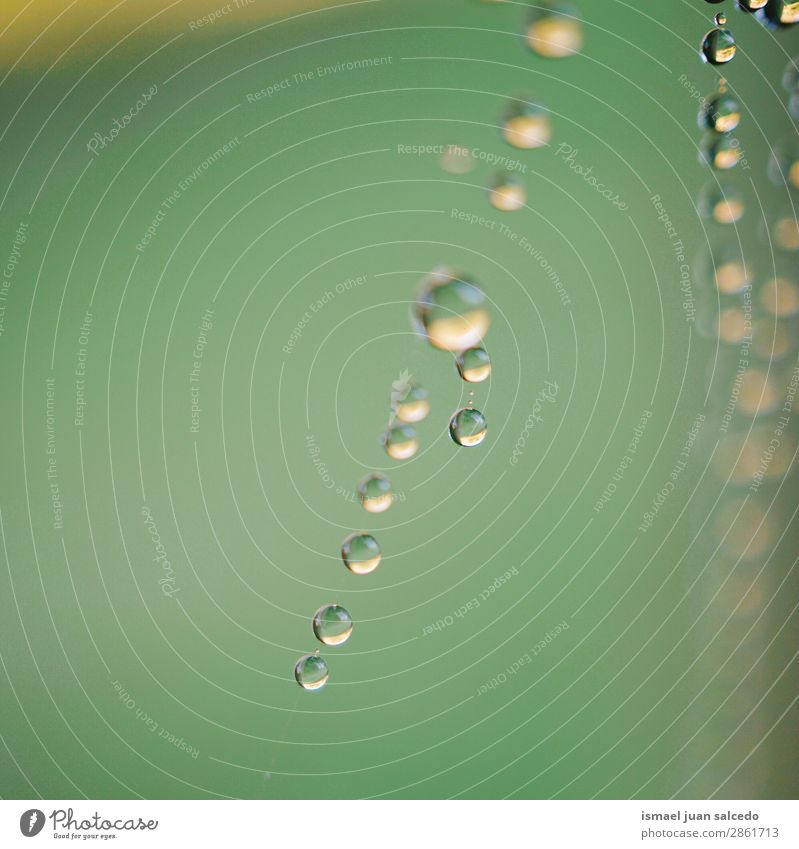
[341,532,382,574]
[357,472,394,513]
[312,604,353,646]
[393,382,430,423]
[294,654,329,691]
[700,27,737,65]
[382,423,419,459]
[502,97,552,149]
[772,212,799,250]
[764,0,799,26]
[456,347,492,383]
[449,408,488,447]
[488,172,527,211]
[699,92,741,133]
[738,0,767,10]
[525,1,584,58]
[414,266,491,352]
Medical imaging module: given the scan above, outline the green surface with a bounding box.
[0,0,797,799]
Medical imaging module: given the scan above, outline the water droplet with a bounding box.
[699,92,741,133]
[456,347,492,383]
[357,472,394,513]
[714,246,753,294]
[525,1,584,58]
[697,182,745,224]
[294,654,329,691]
[782,56,799,92]
[341,532,382,574]
[768,138,799,190]
[763,0,799,26]
[312,604,353,646]
[393,382,430,424]
[449,408,488,447]
[440,143,475,174]
[699,134,742,169]
[772,212,799,250]
[488,172,527,211]
[738,0,767,10]
[413,266,491,352]
[382,423,419,460]
[759,277,799,317]
[700,27,737,65]
[714,12,728,26]
[502,97,552,149]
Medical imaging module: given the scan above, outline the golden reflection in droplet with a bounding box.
[759,277,799,318]
[752,318,794,361]
[715,259,751,294]
[737,368,781,416]
[526,18,584,58]
[717,307,748,344]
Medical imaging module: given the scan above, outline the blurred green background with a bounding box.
[0,0,797,799]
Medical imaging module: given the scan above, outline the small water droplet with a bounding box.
[294,654,329,691]
[715,13,727,26]
[357,473,394,513]
[449,408,488,447]
[502,97,552,149]
[699,134,743,169]
[312,604,353,646]
[525,1,584,58]
[697,182,745,224]
[699,92,741,133]
[341,532,382,574]
[382,423,419,460]
[701,27,737,65]
[456,347,492,383]
[488,173,527,212]
[393,382,430,424]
